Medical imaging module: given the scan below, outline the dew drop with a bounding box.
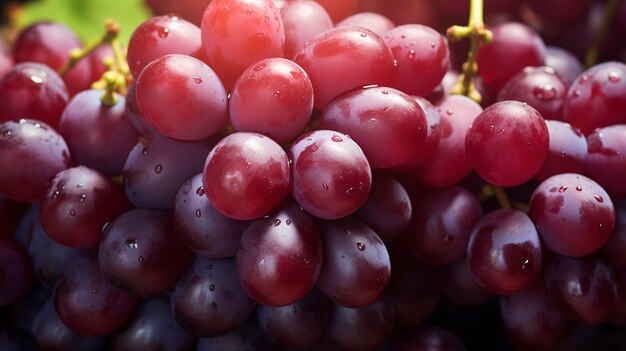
[430,42,436,48]
[560,150,566,157]
[558,186,568,192]
[91,288,97,294]
[356,242,366,251]
[532,85,557,101]
[581,75,589,82]
[446,109,453,115]
[408,49,415,57]
[209,284,215,291]
[142,147,149,155]
[322,183,329,191]
[18,119,26,124]
[154,164,163,174]
[549,187,558,193]
[196,186,205,196]
[195,209,202,217]
[346,187,355,196]
[69,209,76,217]
[207,264,213,270]
[291,306,297,313]
[575,186,582,191]
[568,281,583,296]
[139,256,144,262]
[52,190,60,199]
[29,75,43,84]
[381,90,389,95]
[331,134,343,142]
[286,219,292,225]
[360,32,367,37]
[34,123,41,128]
[2,130,10,137]
[170,15,179,21]
[594,195,604,203]
[193,77,203,84]
[443,235,453,242]
[489,124,495,132]
[274,90,281,98]
[126,238,139,249]
[573,89,581,97]
[521,258,531,271]
[273,219,281,226]
[158,27,169,38]
[79,194,86,203]
[608,71,621,83]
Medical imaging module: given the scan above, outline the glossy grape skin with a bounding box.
[0,63,69,129]
[229,58,314,144]
[136,54,228,141]
[173,173,249,258]
[111,296,193,351]
[544,255,619,324]
[0,119,72,203]
[59,90,138,176]
[54,251,138,337]
[410,95,482,188]
[529,173,615,257]
[289,130,372,220]
[33,298,107,351]
[499,283,568,351]
[127,14,205,79]
[602,200,626,268]
[326,295,394,351]
[534,120,587,182]
[409,187,483,266]
[477,22,546,92]
[203,132,290,220]
[317,218,391,308]
[586,125,626,198]
[236,200,322,306]
[0,238,35,306]
[497,66,568,121]
[562,62,626,135]
[98,209,193,297]
[145,0,212,25]
[201,0,285,89]
[293,26,395,109]
[336,12,395,36]
[171,256,255,336]
[394,325,466,351]
[545,46,585,86]
[466,100,549,187]
[353,171,411,242]
[320,86,427,169]
[279,0,333,59]
[468,209,543,295]
[256,288,329,349]
[123,132,213,209]
[383,24,450,96]
[124,81,155,137]
[440,256,494,307]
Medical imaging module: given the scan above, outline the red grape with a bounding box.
[534,120,587,182]
[279,0,333,59]
[585,124,626,198]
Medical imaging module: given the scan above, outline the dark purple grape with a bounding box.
[236,200,322,307]
[195,317,273,351]
[586,125,626,198]
[529,173,615,257]
[0,238,35,306]
[171,256,255,336]
[111,295,194,351]
[0,119,71,203]
[123,132,213,209]
[316,217,391,308]
[408,186,483,266]
[59,89,138,176]
[173,173,249,258]
[39,166,130,248]
[98,208,192,297]
[534,120,587,182]
[603,199,626,269]
[468,208,543,295]
[54,251,138,337]
[256,288,329,349]
[326,295,394,351]
[394,324,466,351]
[544,254,619,324]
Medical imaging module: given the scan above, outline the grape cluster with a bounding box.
[0,0,626,350]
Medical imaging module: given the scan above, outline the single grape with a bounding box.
[236,200,322,306]
[529,173,615,257]
[466,100,549,187]
[586,125,626,198]
[293,26,395,109]
[279,0,333,58]
[289,130,372,220]
[0,238,35,307]
[171,256,255,336]
[136,54,228,141]
[534,120,587,182]
[467,208,543,295]
[201,0,285,89]
[98,209,193,297]
[0,119,72,203]
[316,218,391,308]
[229,57,313,144]
[203,132,290,220]
[319,86,427,169]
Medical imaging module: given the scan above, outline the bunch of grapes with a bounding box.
[0,0,626,350]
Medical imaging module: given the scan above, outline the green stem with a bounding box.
[584,0,623,68]
[100,71,119,106]
[58,19,120,77]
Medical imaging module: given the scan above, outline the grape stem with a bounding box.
[446,0,492,104]
[584,0,623,68]
[57,20,120,77]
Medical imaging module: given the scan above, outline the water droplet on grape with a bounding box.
[291,306,297,313]
[581,75,589,82]
[253,64,265,71]
[532,84,557,101]
[18,119,26,124]
[430,42,436,48]
[575,186,582,191]
[331,135,343,142]
[559,186,568,192]
[560,150,566,157]
[608,71,621,83]
[138,256,144,262]
[381,90,389,95]
[170,15,179,21]
[443,235,453,242]
[273,219,281,226]
[594,195,604,203]
[126,238,139,249]
[79,194,86,203]
[408,49,415,57]
[286,219,292,225]
[322,183,329,191]
[549,187,558,193]
[356,242,366,251]
[346,187,355,196]
[34,123,41,128]
[573,89,581,97]
[195,209,202,217]
[52,190,60,199]
[2,130,10,137]
[196,186,205,196]
[207,264,213,270]
[69,209,76,216]
[209,284,215,291]
[29,75,43,84]
[91,288,97,294]
[446,109,453,115]
[360,32,367,37]
[274,90,281,98]
[154,164,163,174]
[521,259,531,271]
[568,281,583,296]
[489,125,495,132]
[193,77,203,84]
[158,27,169,38]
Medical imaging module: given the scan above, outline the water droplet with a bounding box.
[581,75,589,82]
[69,209,76,216]
[522,259,531,271]
[196,186,205,196]
[274,90,281,98]
[141,146,149,155]
[30,75,43,84]
[568,281,583,296]
[126,238,139,249]
[34,123,41,128]
[76,183,84,188]
[400,34,406,39]
[573,89,581,97]
[158,27,169,38]
[532,84,557,101]
[345,187,355,196]
[195,209,202,217]
[549,187,558,193]
[430,42,436,48]
[253,64,265,71]
[209,284,215,291]
[443,235,453,242]
[408,49,415,57]
[381,90,389,95]
[18,119,26,124]
[489,124,495,132]
[207,264,213,270]
[322,183,329,191]
[446,109,453,115]
[285,219,292,225]
[154,164,163,174]
[608,71,621,83]
[193,77,203,84]
[331,134,343,142]
[360,32,367,37]
[558,186,568,193]
[52,190,60,199]
[560,150,566,157]
[2,130,10,137]
[79,194,86,203]
[247,9,253,14]
[291,306,297,313]
[594,195,604,203]
[91,288,97,294]
[356,242,366,251]
[575,186,582,191]
[138,256,144,262]
[273,219,281,226]
[170,15,179,21]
